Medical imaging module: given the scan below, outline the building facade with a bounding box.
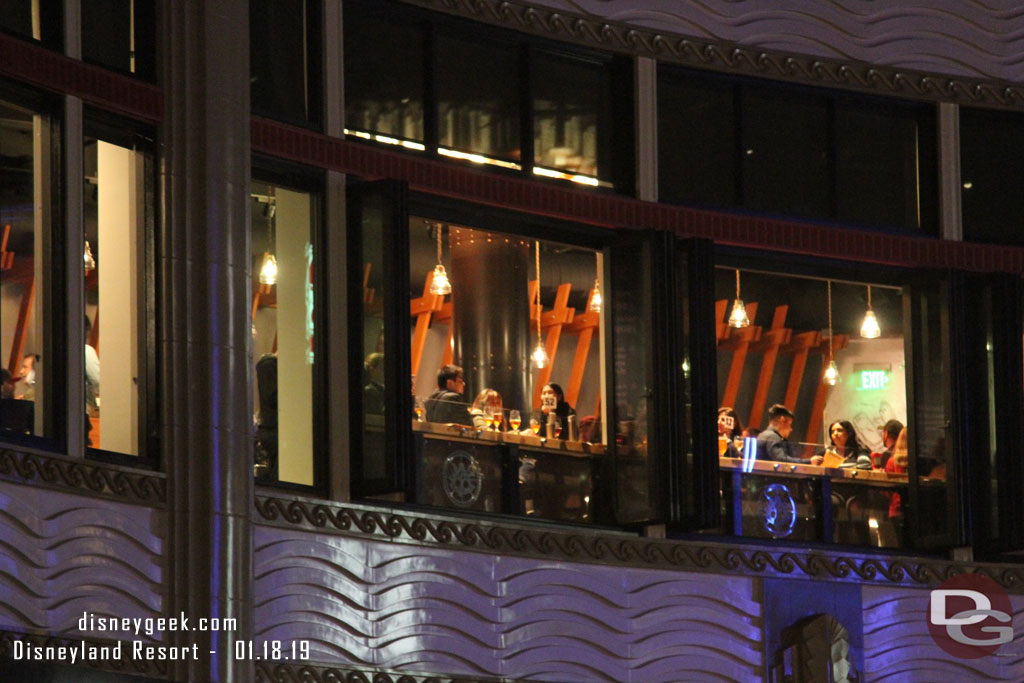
[3,1,1024,681]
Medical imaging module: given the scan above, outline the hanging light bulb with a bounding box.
[259,252,278,286]
[258,198,277,285]
[728,269,750,328]
[428,223,452,296]
[823,359,840,386]
[589,278,602,313]
[84,239,96,273]
[531,240,550,368]
[823,280,840,385]
[860,285,881,338]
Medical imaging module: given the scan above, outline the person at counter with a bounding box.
[470,389,504,430]
[821,420,871,469]
[874,419,904,470]
[757,404,824,466]
[424,364,472,425]
[717,407,743,458]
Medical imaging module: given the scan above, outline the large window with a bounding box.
[251,179,318,486]
[960,107,1024,246]
[250,0,322,126]
[343,1,632,191]
[0,91,60,444]
[658,67,937,233]
[81,120,154,457]
[713,264,958,550]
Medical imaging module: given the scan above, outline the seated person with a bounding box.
[820,420,871,469]
[424,364,471,425]
[886,427,909,473]
[717,406,743,458]
[469,389,504,430]
[536,382,576,437]
[873,419,903,470]
[756,404,824,466]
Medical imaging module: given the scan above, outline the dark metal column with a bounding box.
[449,228,531,412]
[160,2,252,680]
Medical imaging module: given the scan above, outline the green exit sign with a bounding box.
[859,370,889,391]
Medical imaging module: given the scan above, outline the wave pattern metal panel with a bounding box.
[863,585,1024,681]
[254,526,763,681]
[530,0,1024,82]
[0,482,163,634]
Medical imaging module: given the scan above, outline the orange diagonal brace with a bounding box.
[747,305,789,430]
[410,271,445,378]
[565,288,601,407]
[8,275,35,375]
[715,299,728,341]
[720,302,758,409]
[532,283,572,409]
[782,331,820,410]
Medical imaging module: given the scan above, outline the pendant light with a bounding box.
[728,269,750,328]
[258,200,278,286]
[531,240,550,368]
[588,254,602,313]
[83,239,97,273]
[860,285,881,339]
[429,222,452,296]
[823,280,840,386]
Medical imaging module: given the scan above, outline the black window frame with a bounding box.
[250,154,329,495]
[711,246,970,552]
[79,107,160,470]
[656,63,938,236]
[0,77,67,454]
[342,0,635,195]
[345,180,718,529]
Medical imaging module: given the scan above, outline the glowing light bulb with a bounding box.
[259,253,278,285]
[728,299,750,328]
[429,264,452,295]
[823,359,840,386]
[589,279,602,313]
[531,342,549,368]
[860,308,881,339]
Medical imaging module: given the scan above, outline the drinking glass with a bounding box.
[490,406,502,431]
[551,416,562,439]
[529,417,541,434]
[509,410,521,431]
[414,398,425,422]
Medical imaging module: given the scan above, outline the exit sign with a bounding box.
[859,370,889,391]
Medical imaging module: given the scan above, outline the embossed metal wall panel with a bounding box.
[253,525,764,681]
[862,585,1024,680]
[0,481,163,634]
[507,0,1024,82]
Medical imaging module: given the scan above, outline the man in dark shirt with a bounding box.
[424,364,471,425]
[876,418,904,469]
[756,403,823,466]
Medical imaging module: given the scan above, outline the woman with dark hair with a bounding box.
[717,406,743,458]
[822,419,871,468]
[537,382,576,438]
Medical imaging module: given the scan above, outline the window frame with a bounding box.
[250,155,328,494]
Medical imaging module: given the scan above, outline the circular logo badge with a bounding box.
[761,483,797,538]
[442,450,483,507]
[928,573,1013,659]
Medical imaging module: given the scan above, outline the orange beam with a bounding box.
[410,271,445,378]
[747,305,789,430]
[532,283,572,410]
[565,288,600,407]
[8,276,35,375]
[715,299,728,341]
[782,331,819,410]
[720,302,758,409]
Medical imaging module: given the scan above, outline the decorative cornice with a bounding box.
[255,662,503,682]
[399,0,1024,110]
[0,446,166,506]
[256,494,1024,592]
[0,629,169,679]
[0,33,162,124]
